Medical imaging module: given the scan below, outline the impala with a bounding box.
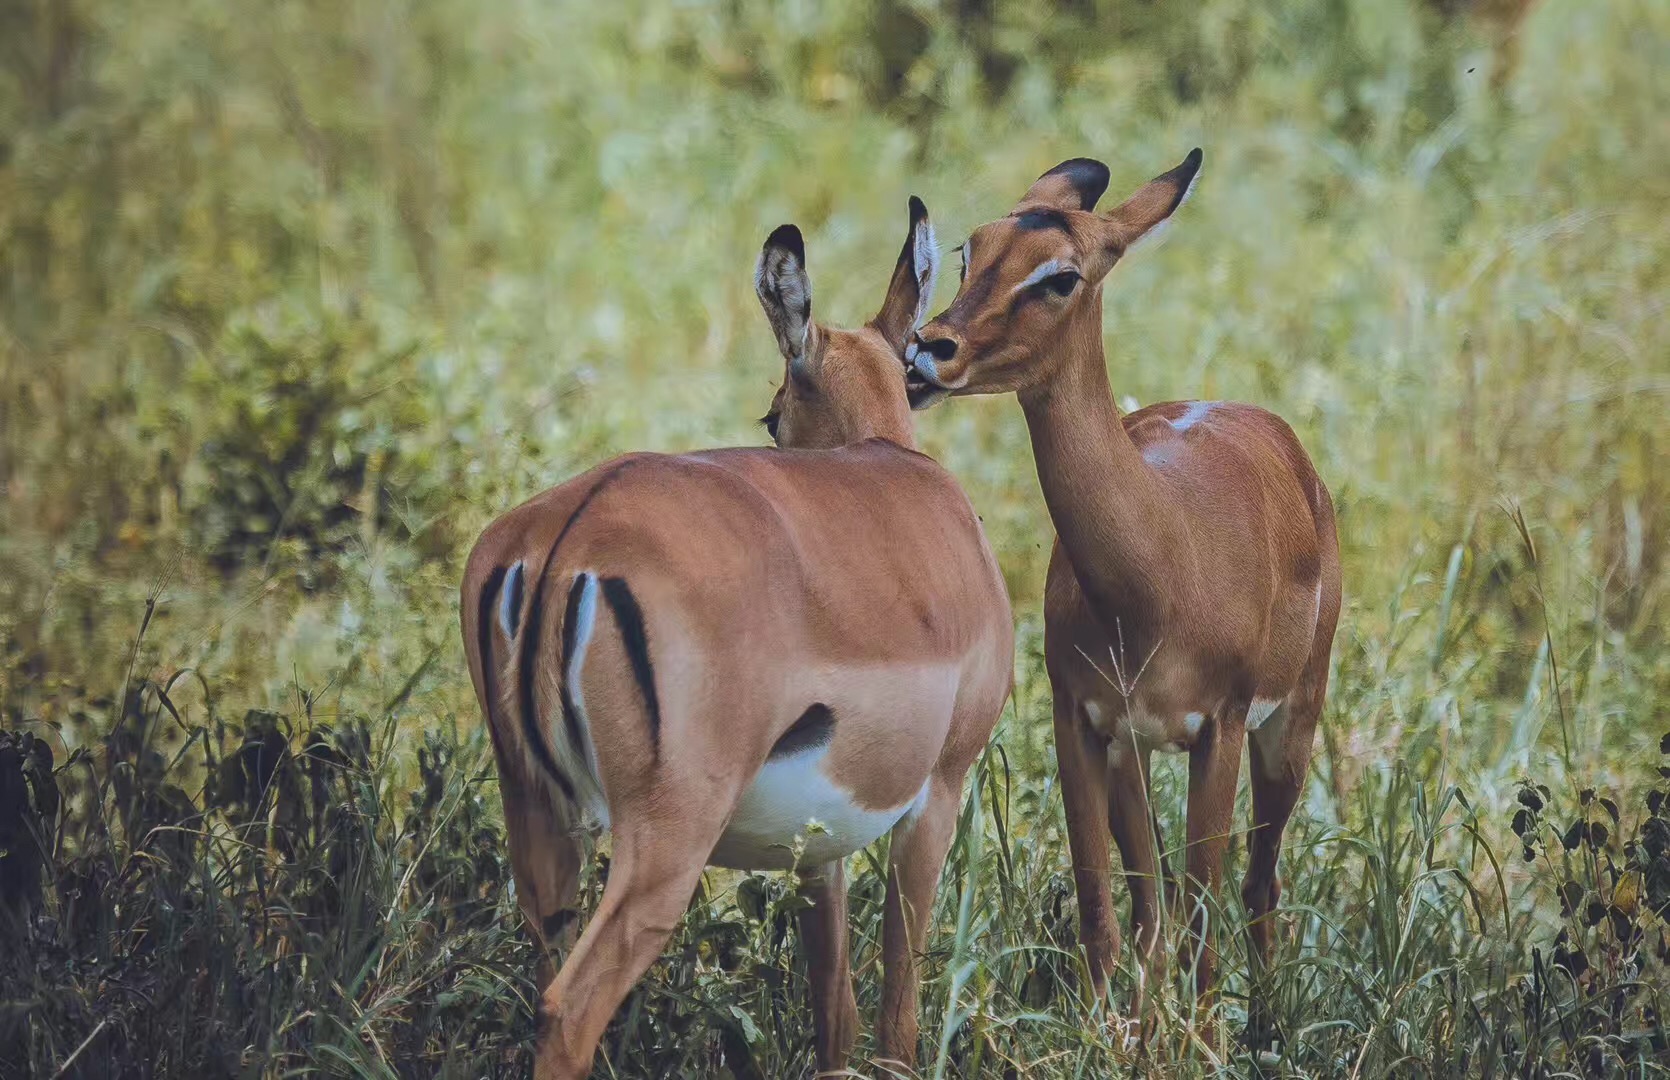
[904,151,1341,1003]
[461,199,1013,1078]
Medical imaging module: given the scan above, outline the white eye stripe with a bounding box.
[1015,260,1071,292]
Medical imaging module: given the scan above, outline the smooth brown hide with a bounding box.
[461,200,1013,1078]
[909,150,1342,1017]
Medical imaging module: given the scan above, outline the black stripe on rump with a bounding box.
[515,573,570,793]
[480,563,575,803]
[476,566,506,686]
[558,574,592,760]
[769,703,835,760]
[599,576,661,756]
[516,461,640,794]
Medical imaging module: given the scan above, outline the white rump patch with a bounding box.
[557,572,611,827]
[710,745,929,870]
[498,561,524,639]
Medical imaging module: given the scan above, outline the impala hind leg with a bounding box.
[797,860,858,1075]
[500,774,583,990]
[876,776,960,1068]
[534,803,726,1080]
[1243,704,1310,971]
[1243,692,1320,1044]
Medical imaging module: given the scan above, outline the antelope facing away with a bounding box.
[904,151,1341,1004]
[460,199,1013,1078]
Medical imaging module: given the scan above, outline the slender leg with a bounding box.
[1243,707,1309,971]
[1244,683,1323,1045]
[876,776,960,1068]
[1052,693,1119,998]
[797,860,858,1075]
[533,803,725,1080]
[499,773,582,990]
[1151,808,1178,916]
[1106,741,1162,973]
[1183,705,1246,1000]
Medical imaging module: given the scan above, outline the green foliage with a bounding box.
[182,308,462,574]
[2,0,1668,1075]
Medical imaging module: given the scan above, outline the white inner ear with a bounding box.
[755,248,811,358]
[910,219,940,329]
[1015,259,1064,292]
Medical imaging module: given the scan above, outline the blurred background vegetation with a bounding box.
[2,0,1667,1075]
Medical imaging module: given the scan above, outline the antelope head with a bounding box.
[756,197,939,449]
[904,149,1202,408]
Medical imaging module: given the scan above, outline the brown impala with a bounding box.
[460,199,1013,1078]
[905,151,1341,1003]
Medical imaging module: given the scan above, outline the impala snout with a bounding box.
[904,331,965,410]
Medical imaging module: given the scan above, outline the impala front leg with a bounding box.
[797,860,858,1075]
[1052,693,1119,998]
[876,776,960,1068]
[1183,704,1246,1003]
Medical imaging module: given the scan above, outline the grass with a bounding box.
[3,0,1669,1075]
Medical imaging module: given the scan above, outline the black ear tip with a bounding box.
[1041,157,1111,210]
[765,223,805,264]
[907,194,928,225]
[1185,147,1204,169]
[1041,156,1110,182]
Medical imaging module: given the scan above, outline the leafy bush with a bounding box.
[181,309,463,577]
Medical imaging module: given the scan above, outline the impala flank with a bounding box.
[906,150,1341,1005]
[461,200,1013,1078]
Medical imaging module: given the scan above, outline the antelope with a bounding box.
[903,150,1341,1005]
[460,198,1013,1078]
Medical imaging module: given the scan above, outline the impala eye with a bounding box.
[760,411,781,442]
[1041,270,1080,297]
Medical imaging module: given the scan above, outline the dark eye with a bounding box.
[760,411,781,442]
[1040,270,1080,297]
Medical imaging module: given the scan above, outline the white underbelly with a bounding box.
[708,747,930,870]
[1087,697,1287,767]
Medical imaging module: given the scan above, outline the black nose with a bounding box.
[919,335,958,362]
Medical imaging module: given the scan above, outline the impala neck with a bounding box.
[845,394,917,450]
[1016,292,1181,620]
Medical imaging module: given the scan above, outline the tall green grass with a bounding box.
[2,0,1667,1075]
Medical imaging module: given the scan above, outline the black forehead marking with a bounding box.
[1013,208,1071,233]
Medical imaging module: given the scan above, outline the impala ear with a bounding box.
[755,224,812,364]
[871,196,939,352]
[1014,157,1111,213]
[1103,148,1203,252]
